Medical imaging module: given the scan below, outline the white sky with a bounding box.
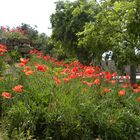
[0,0,75,36]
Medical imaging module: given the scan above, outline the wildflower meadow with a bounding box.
[0,43,140,140]
[0,0,140,139]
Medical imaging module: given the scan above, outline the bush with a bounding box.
[0,50,140,140]
[0,44,8,75]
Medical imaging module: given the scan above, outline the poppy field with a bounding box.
[0,44,140,140]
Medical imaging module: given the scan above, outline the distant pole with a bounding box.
[130,65,136,86]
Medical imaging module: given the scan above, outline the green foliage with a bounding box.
[7,50,22,63]
[0,53,140,139]
[3,31,27,41]
[33,33,49,52]
[50,0,140,68]
[0,24,50,55]
[20,23,38,44]
[50,0,98,64]
[1,0,140,139]
[0,53,8,76]
[0,58,5,76]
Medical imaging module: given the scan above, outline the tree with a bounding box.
[20,23,38,46]
[50,0,140,84]
[50,0,99,63]
[78,0,140,67]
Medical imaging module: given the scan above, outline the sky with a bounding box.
[0,0,75,36]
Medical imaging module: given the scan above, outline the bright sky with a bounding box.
[0,0,75,36]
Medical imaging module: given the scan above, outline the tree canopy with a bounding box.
[50,0,140,68]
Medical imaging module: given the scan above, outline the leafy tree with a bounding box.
[20,23,50,52]
[50,0,99,63]
[20,23,38,46]
[78,0,140,67]
[50,0,140,84]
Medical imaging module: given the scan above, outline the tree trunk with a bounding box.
[130,65,136,86]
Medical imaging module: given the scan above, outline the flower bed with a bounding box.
[0,45,140,139]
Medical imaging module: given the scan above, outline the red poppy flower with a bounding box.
[85,68,95,75]
[118,90,126,96]
[83,81,93,87]
[19,63,26,67]
[63,77,70,83]
[110,80,116,85]
[101,87,111,94]
[61,68,70,74]
[0,44,7,55]
[95,66,101,71]
[105,72,112,80]
[12,85,23,93]
[112,72,117,77]
[122,83,130,88]
[37,65,46,72]
[2,92,12,99]
[69,73,76,79]
[104,88,111,93]
[133,89,140,93]
[25,66,31,71]
[54,76,61,85]
[35,63,46,72]
[0,48,7,53]
[93,78,100,85]
[133,83,138,89]
[44,55,50,60]
[137,97,140,102]
[25,70,34,76]
[20,58,29,64]
[71,67,79,73]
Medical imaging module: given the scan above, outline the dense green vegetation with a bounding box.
[1,0,140,69]
[0,0,140,139]
[50,0,140,67]
[0,48,140,139]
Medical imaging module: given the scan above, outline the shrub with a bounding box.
[0,49,140,140]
